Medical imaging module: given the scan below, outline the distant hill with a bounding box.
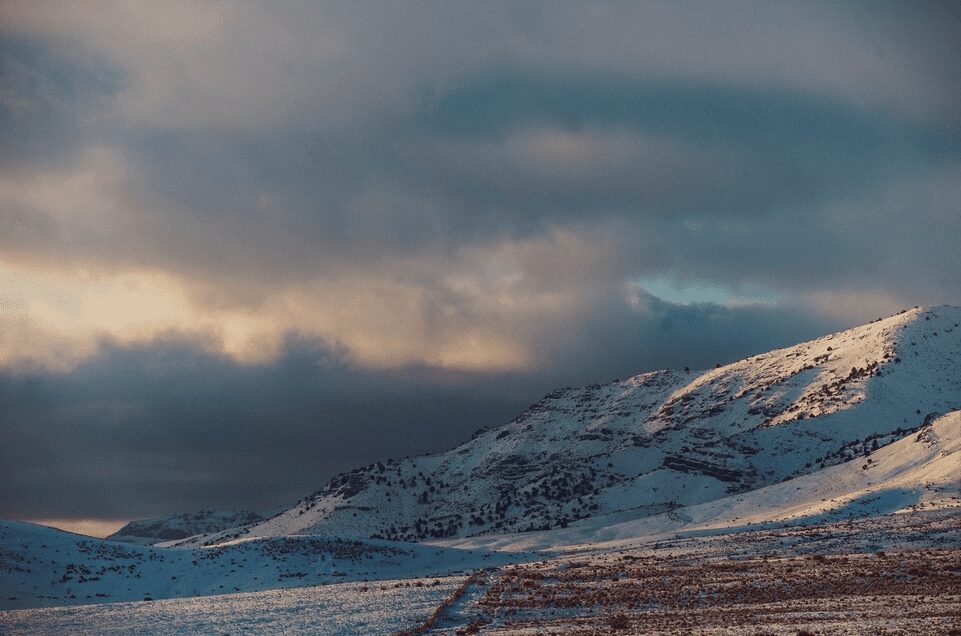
[108,510,264,545]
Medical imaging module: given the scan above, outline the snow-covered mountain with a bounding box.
[176,306,961,547]
[108,510,265,545]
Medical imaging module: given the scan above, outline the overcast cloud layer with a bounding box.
[1,2,959,525]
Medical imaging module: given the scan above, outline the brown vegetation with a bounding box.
[431,548,961,634]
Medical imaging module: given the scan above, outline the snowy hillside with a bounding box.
[177,306,961,547]
[0,521,519,610]
[108,510,264,545]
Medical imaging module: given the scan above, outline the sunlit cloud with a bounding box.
[0,258,537,372]
[2,227,630,373]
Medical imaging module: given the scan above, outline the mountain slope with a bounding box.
[440,408,961,552]
[174,306,961,547]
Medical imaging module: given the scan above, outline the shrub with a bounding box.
[607,613,630,630]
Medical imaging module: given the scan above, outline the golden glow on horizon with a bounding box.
[29,518,130,538]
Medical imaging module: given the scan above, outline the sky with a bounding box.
[1,1,960,535]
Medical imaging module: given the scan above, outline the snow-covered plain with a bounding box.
[0,576,464,635]
[0,519,524,610]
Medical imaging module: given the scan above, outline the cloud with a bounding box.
[5,2,959,130]
[2,5,959,293]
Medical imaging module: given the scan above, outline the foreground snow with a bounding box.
[0,521,521,610]
[0,576,463,636]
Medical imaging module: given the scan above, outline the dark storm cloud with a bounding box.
[418,71,956,226]
[0,298,840,520]
[0,333,534,518]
